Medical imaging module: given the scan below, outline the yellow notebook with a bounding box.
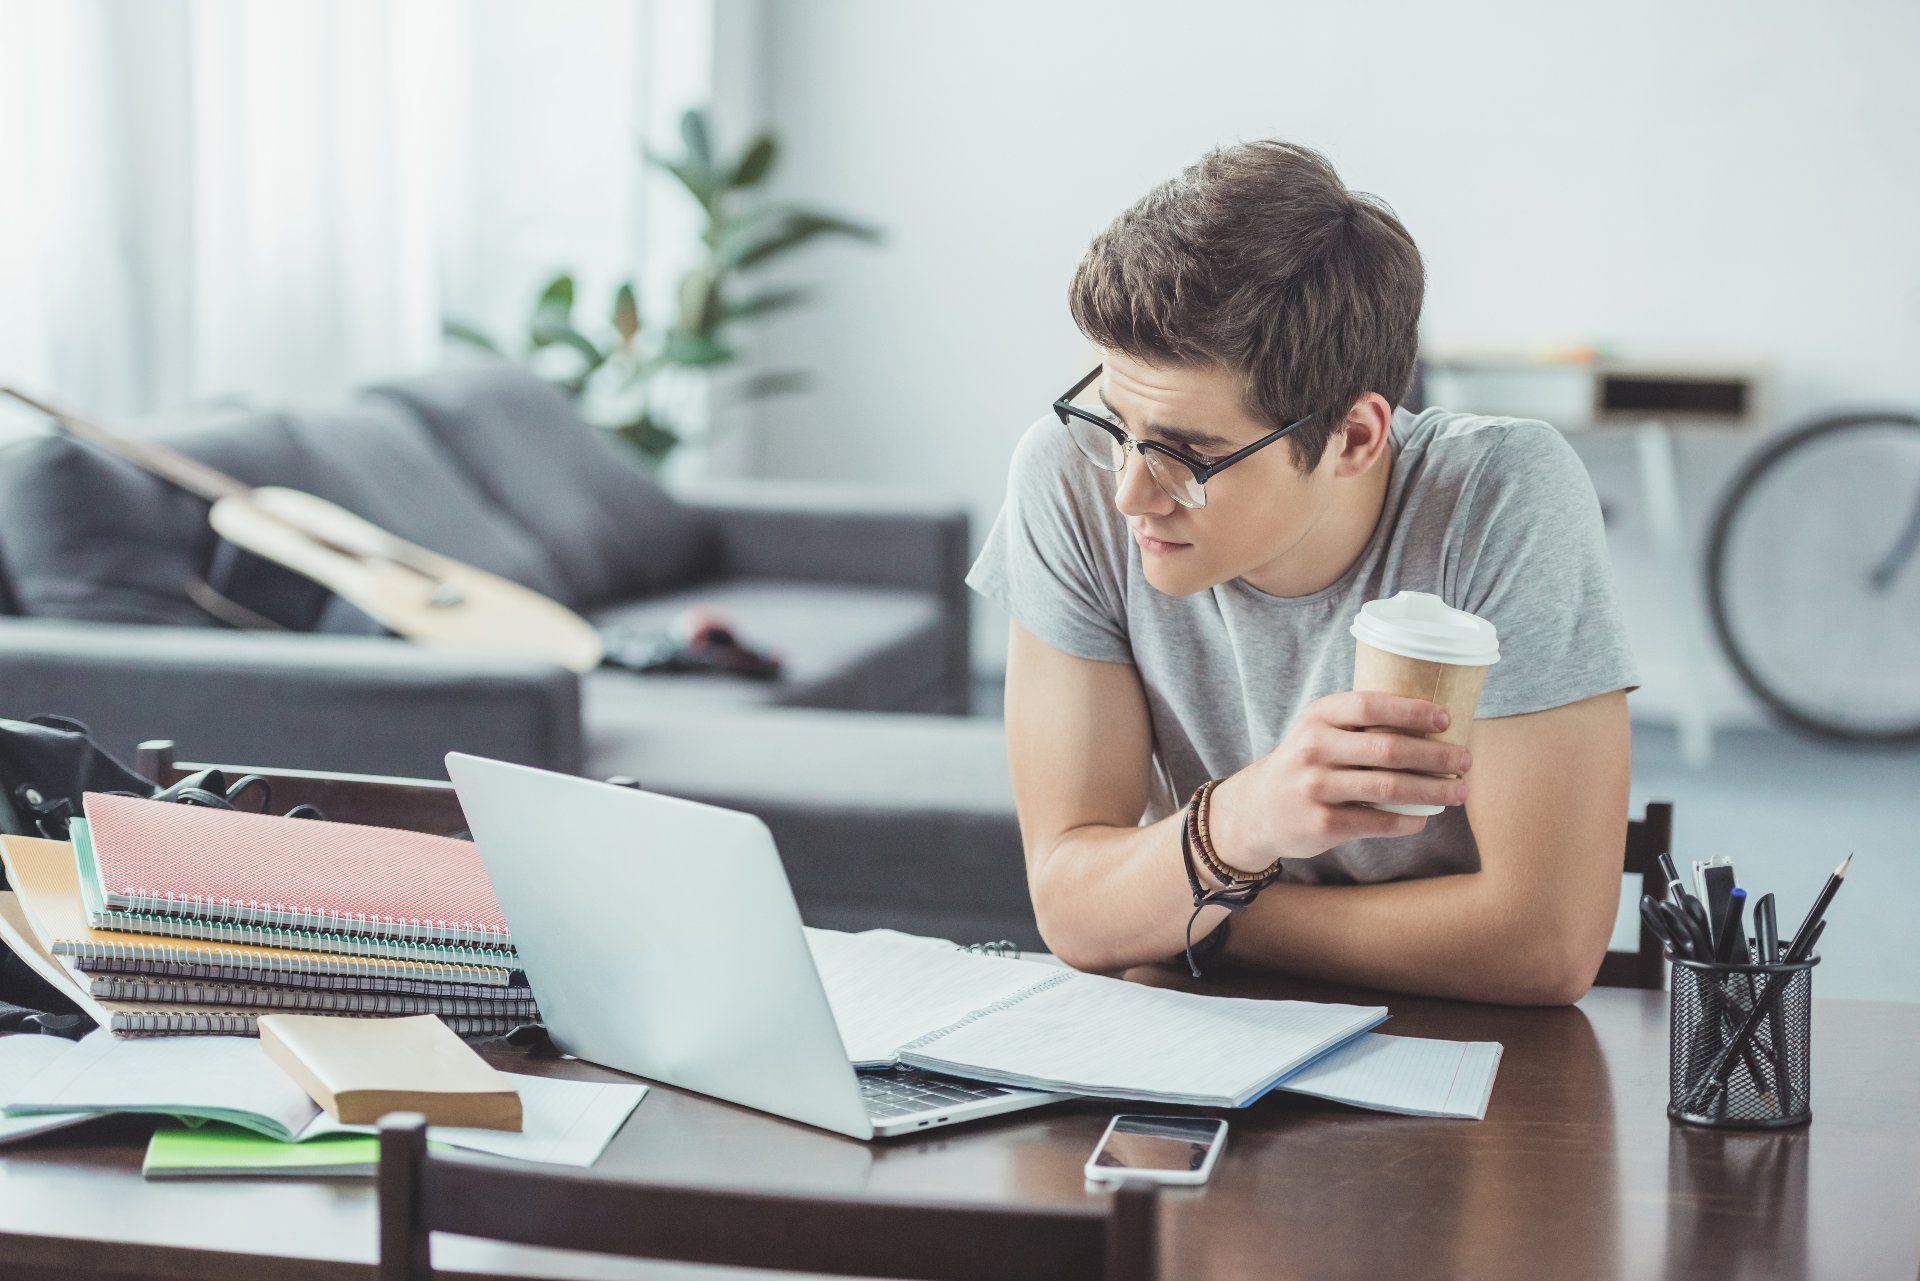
[259,1013,522,1130]
[0,836,512,988]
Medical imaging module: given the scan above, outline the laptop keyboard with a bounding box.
[859,1066,1016,1119]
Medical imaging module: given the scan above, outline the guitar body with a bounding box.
[210,487,605,673]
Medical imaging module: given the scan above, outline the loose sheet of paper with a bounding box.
[806,929,1061,1067]
[1271,1033,1503,1119]
[319,1071,647,1167]
[0,1033,95,1145]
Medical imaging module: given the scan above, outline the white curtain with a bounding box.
[0,0,734,418]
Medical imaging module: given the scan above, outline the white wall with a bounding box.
[747,0,1920,723]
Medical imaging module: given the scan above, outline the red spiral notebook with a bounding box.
[81,793,511,949]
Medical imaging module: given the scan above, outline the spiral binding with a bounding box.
[88,977,539,1019]
[895,970,1071,1055]
[66,952,520,997]
[109,1009,526,1039]
[52,938,513,985]
[81,906,518,970]
[108,887,511,949]
[955,939,1019,958]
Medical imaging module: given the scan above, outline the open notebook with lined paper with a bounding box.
[807,929,1501,1118]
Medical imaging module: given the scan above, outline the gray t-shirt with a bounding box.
[966,405,1640,886]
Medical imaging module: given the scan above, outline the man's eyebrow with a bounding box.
[1096,388,1238,452]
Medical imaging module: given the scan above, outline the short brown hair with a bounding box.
[1068,141,1424,469]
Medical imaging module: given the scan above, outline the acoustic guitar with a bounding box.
[0,386,606,673]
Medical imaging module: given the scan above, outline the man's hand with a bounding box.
[1208,692,1474,871]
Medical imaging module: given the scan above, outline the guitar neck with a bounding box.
[0,386,249,503]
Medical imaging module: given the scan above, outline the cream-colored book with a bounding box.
[258,1014,522,1130]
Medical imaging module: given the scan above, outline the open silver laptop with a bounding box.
[445,753,1058,1140]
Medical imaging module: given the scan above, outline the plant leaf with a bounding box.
[721,211,883,270]
[644,148,715,212]
[662,330,735,367]
[610,413,681,468]
[679,108,713,174]
[612,282,641,344]
[536,272,575,313]
[717,286,811,324]
[676,267,720,338]
[441,319,502,354]
[530,272,579,347]
[729,134,778,189]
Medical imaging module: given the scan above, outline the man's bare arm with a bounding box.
[1007,616,1631,1003]
[1215,691,1631,1004]
[1006,621,1461,975]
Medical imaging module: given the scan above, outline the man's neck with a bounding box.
[1239,445,1394,598]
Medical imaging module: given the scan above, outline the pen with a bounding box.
[1785,856,1851,960]
[1754,893,1778,964]
[1684,859,1852,1110]
[1658,852,1685,905]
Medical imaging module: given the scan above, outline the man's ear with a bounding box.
[1326,393,1395,479]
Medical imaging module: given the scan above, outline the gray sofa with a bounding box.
[0,364,1035,945]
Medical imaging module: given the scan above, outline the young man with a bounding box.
[967,142,1639,1005]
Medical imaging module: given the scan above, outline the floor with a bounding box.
[971,677,1916,1004]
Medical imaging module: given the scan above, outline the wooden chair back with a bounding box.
[376,1114,1160,1281]
[1595,800,1676,991]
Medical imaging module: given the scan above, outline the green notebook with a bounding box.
[144,1123,385,1179]
[142,1123,454,1178]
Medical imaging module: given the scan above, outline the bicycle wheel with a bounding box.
[1705,410,1920,744]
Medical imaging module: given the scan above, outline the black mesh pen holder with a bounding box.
[1668,954,1818,1129]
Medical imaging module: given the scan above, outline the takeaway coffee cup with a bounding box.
[1348,591,1500,816]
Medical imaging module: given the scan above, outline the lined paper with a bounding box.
[807,929,1060,1067]
[900,975,1386,1106]
[1273,1033,1503,1119]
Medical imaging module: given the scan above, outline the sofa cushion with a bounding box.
[586,578,948,718]
[0,431,223,625]
[270,401,571,602]
[368,363,715,608]
[0,400,571,626]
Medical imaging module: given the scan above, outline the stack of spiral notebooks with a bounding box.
[0,793,537,1039]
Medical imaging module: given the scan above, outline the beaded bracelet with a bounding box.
[1187,779,1285,886]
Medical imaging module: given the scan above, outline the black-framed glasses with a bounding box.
[1052,365,1313,509]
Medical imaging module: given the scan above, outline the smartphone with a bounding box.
[1084,1114,1227,1186]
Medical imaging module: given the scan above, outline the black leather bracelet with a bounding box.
[1180,814,1267,978]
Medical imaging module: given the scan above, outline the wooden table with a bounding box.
[2,967,1916,1281]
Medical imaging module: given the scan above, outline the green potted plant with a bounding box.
[446,108,879,468]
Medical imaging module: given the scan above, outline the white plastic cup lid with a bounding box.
[1349,591,1500,666]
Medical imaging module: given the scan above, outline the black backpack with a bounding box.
[0,716,155,1032]
[0,716,328,1034]
[0,715,155,846]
